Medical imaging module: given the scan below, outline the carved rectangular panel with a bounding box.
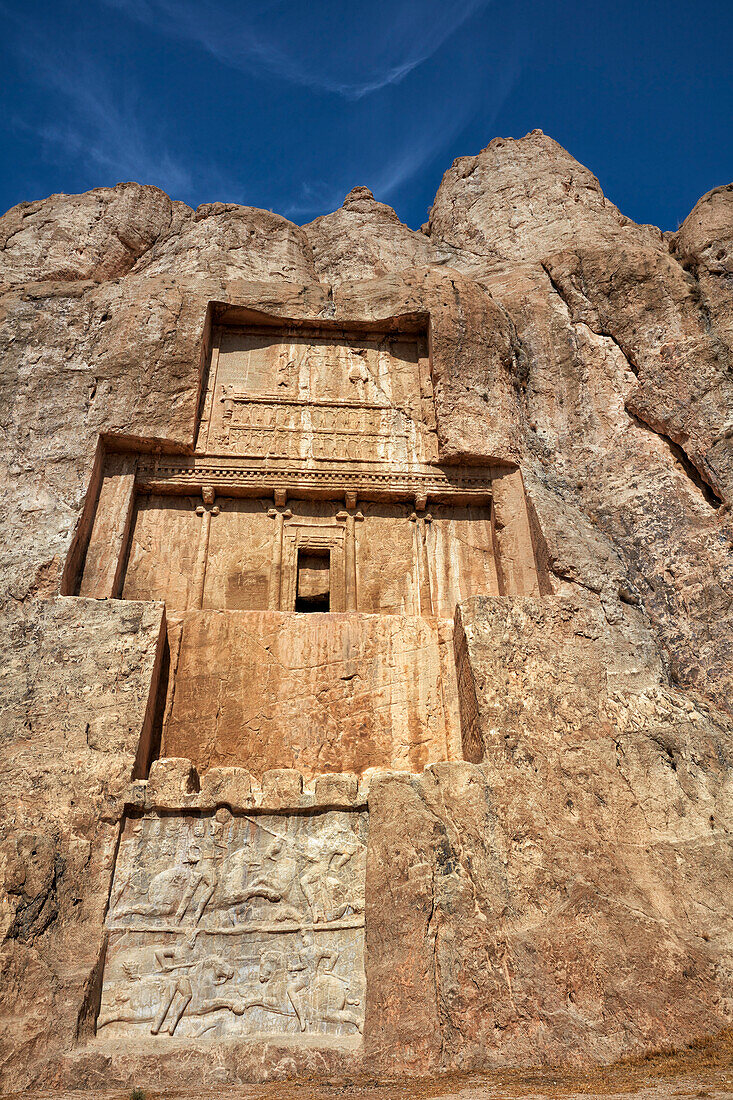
[160,611,459,775]
[198,328,437,465]
[122,495,202,609]
[427,504,500,617]
[98,810,367,1040]
[79,455,137,598]
[354,502,419,615]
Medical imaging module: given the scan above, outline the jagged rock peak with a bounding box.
[427,127,665,265]
[342,185,377,208]
[338,185,400,221]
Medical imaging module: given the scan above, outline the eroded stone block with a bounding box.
[314,773,359,807]
[147,758,200,809]
[260,769,304,809]
[198,767,256,812]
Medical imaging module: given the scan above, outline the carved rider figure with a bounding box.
[150,948,237,1036]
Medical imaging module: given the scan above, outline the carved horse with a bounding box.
[236,948,362,1033]
[97,951,246,1035]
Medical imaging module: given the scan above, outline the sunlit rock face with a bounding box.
[1,131,732,1091]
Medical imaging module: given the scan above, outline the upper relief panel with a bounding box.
[197,325,437,467]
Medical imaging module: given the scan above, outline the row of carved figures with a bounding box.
[98,929,363,1037]
[108,809,366,930]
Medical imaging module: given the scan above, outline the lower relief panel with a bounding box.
[98,809,367,1041]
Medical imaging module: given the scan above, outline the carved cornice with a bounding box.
[135,455,494,504]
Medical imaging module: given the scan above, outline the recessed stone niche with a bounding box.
[196,323,437,465]
[98,808,367,1041]
[65,313,543,778]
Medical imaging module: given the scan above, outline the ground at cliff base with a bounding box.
[6,1031,733,1100]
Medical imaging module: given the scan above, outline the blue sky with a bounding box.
[1,0,732,230]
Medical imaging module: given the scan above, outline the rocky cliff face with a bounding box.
[1,131,732,1088]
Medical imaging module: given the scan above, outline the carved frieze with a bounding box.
[134,455,495,505]
[98,810,367,1040]
[198,327,437,465]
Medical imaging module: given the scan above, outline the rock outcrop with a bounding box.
[1,131,732,1090]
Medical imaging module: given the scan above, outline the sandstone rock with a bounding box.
[0,183,173,285]
[426,130,733,503]
[2,132,733,1091]
[146,757,200,808]
[133,202,317,284]
[198,766,256,812]
[672,185,733,484]
[0,597,164,1080]
[426,130,665,269]
[304,186,449,283]
[450,594,733,1065]
[260,768,303,809]
[314,772,360,807]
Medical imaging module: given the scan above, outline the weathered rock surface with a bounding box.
[422,131,733,713]
[450,595,733,1065]
[0,183,174,285]
[1,130,733,1089]
[0,598,164,1081]
[304,186,448,283]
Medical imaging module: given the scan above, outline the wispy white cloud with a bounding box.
[103,0,492,100]
[29,62,194,196]
[283,40,524,220]
[372,71,520,201]
[1,5,224,200]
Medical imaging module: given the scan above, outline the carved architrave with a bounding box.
[135,456,494,507]
[98,810,368,1041]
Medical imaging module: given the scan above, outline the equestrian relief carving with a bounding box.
[98,809,367,1039]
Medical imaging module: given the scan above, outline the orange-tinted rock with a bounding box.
[2,130,733,1091]
[160,610,461,777]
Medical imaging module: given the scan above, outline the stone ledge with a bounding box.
[129,757,482,814]
[135,759,368,813]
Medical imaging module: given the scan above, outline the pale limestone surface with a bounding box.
[99,809,367,1040]
[0,598,164,1078]
[1,132,733,1093]
[304,185,448,283]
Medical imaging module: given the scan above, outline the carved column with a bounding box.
[192,486,219,609]
[412,493,434,616]
[268,490,290,610]
[342,492,363,611]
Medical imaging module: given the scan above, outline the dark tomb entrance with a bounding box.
[295,548,331,612]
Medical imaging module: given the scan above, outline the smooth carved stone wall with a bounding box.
[161,611,461,776]
[98,809,367,1040]
[197,326,437,465]
[122,496,498,616]
[122,495,204,609]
